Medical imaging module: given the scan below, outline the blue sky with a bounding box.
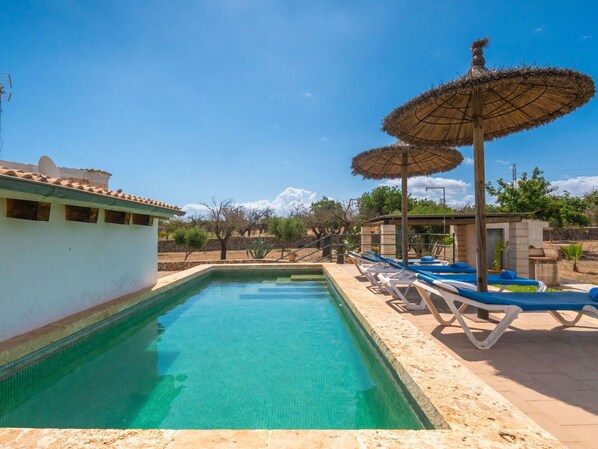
[1,0,596,214]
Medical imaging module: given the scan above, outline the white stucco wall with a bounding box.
[525,219,549,248]
[0,199,158,342]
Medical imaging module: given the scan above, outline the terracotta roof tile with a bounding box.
[0,165,181,213]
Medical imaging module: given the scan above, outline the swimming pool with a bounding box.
[0,269,426,430]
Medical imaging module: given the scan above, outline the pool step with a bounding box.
[290,274,327,282]
[239,292,329,300]
[257,286,327,294]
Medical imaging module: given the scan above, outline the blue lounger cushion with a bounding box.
[451,262,470,269]
[500,270,517,279]
[455,288,595,311]
[412,264,476,274]
[379,256,476,274]
[349,251,378,263]
[437,273,539,287]
[416,272,594,311]
[421,255,435,262]
[590,288,598,301]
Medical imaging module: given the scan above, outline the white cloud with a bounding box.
[581,35,592,40]
[381,176,474,207]
[535,27,543,33]
[182,203,209,216]
[495,159,511,165]
[552,176,598,196]
[464,157,474,165]
[183,187,318,217]
[304,91,313,98]
[239,187,317,215]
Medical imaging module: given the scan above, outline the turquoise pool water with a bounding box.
[0,270,425,429]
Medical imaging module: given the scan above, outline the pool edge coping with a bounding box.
[0,263,566,449]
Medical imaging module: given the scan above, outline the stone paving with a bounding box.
[342,264,598,449]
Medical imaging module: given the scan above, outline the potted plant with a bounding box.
[490,238,509,273]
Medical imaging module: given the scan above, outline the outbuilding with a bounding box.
[0,165,184,342]
[361,213,551,281]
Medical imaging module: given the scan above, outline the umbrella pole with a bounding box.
[473,90,489,318]
[401,159,409,264]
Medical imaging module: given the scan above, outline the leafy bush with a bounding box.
[561,243,583,272]
[492,238,509,271]
[173,226,210,261]
[269,217,305,257]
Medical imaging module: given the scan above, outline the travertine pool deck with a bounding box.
[0,263,568,448]
[342,264,598,449]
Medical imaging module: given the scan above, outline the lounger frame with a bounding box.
[413,279,598,350]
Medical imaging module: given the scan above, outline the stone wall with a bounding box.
[544,227,598,241]
[158,259,287,271]
[158,236,317,253]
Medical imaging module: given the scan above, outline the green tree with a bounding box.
[358,186,403,220]
[269,217,305,257]
[486,168,589,228]
[173,226,210,261]
[584,190,598,225]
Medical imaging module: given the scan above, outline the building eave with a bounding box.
[0,175,185,218]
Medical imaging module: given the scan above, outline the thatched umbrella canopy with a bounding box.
[382,37,595,292]
[352,141,463,264]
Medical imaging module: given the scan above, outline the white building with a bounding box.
[0,159,112,188]
[0,164,184,342]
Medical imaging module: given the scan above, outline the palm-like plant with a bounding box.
[561,243,583,272]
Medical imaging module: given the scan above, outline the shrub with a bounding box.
[269,217,304,257]
[173,226,210,261]
[492,238,509,271]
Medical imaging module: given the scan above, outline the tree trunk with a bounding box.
[312,229,322,249]
[218,237,227,260]
[322,235,332,258]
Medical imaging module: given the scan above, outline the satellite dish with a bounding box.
[38,156,61,178]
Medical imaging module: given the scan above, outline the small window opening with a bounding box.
[65,205,99,223]
[5,198,51,221]
[104,209,130,225]
[131,213,153,226]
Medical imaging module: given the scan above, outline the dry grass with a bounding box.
[546,240,598,284]
[158,247,336,263]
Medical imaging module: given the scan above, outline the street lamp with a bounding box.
[425,186,446,234]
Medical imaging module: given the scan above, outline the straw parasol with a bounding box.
[382,37,595,292]
[352,141,463,264]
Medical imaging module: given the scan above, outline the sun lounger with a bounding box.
[413,273,598,349]
[373,255,476,274]
[364,251,448,266]
[378,265,545,311]
[348,252,407,287]
[428,273,546,292]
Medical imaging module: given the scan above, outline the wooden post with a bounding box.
[401,156,409,264]
[473,89,489,318]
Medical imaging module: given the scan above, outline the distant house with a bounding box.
[0,163,185,342]
[0,159,112,189]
